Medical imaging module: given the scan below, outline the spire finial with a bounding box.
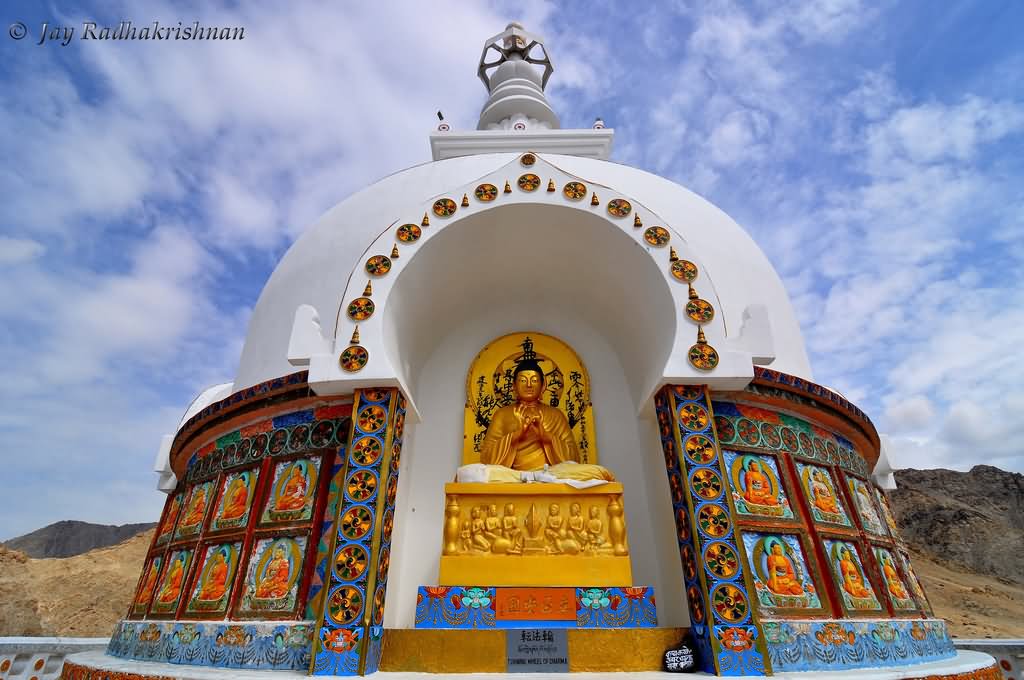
[476,23,559,130]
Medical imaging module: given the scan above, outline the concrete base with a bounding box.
[62,649,999,678]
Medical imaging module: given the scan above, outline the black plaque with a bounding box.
[506,628,569,673]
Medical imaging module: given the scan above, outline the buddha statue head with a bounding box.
[512,358,545,403]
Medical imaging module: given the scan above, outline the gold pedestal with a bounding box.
[439,482,632,586]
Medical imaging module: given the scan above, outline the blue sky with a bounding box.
[1,0,1021,541]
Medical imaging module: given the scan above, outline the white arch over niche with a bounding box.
[287,154,777,416]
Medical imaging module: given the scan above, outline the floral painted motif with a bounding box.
[520,153,536,166]
[688,341,719,370]
[607,198,632,217]
[563,181,587,200]
[347,297,375,321]
[396,224,421,243]
[364,255,391,276]
[461,587,491,609]
[432,198,457,217]
[644,226,670,246]
[580,588,611,608]
[679,403,710,431]
[474,183,498,201]
[671,259,699,282]
[517,174,541,191]
[686,298,715,323]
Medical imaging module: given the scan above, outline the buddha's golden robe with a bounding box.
[479,403,614,482]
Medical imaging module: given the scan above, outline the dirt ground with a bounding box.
[0,530,150,636]
[0,531,1021,638]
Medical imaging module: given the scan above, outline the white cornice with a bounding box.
[430,128,614,161]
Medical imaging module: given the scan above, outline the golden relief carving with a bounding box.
[442,494,627,557]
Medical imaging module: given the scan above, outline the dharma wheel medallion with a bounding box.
[712,583,748,622]
[340,506,373,540]
[347,297,375,321]
[684,434,717,464]
[432,198,457,217]
[517,173,541,191]
[350,436,383,466]
[704,542,739,578]
[396,224,421,243]
[333,544,368,581]
[607,198,632,217]
[686,298,715,323]
[358,405,388,433]
[563,181,587,200]
[326,585,363,626]
[697,504,730,538]
[691,467,723,500]
[346,469,378,502]
[364,255,391,276]
[644,226,671,247]
[339,345,369,372]
[671,259,699,283]
[688,341,720,371]
[475,183,498,201]
[520,152,536,166]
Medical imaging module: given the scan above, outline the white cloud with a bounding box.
[0,237,45,266]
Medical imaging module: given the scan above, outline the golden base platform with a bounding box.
[439,482,632,587]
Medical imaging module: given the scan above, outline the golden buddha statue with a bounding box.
[469,359,614,484]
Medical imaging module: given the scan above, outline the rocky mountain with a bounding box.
[889,466,1024,586]
[2,520,157,559]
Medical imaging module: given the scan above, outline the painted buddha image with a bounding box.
[742,459,779,506]
[182,486,208,527]
[198,550,230,601]
[157,554,186,604]
[810,469,840,515]
[879,552,909,600]
[158,495,182,540]
[135,560,161,606]
[853,481,883,533]
[837,546,873,600]
[274,463,309,511]
[255,545,292,599]
[765,539,804,596]
[219,474,250,521]
[476,357,614,483]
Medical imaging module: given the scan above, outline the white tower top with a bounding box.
[476,22,559,130]
[430,22,613,160]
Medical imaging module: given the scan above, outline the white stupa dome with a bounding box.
[234,153,812,401]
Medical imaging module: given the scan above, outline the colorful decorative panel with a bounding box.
[260,457,321,525]
[210,469,258,532]
[238,535,307,616]
[414,586,656,628]
[847,476,888,536]
[874,488,900,538]
[741,532,825,616]
[307,439,350,620]
[712,398,870,477]
[185,541,242,615]
[762,618,955,672]
[313,388,403,676]
[155,492,183,545]
[149,548,193,615]
[722,451,794,520]
[106,619,314,671]
[822,539,882,614]
[656,385,770,677]
[794,462,851,527]
[897,549,932,614]
[175,481,214,539]
[873,546,917,611]
[131,555,163,616]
